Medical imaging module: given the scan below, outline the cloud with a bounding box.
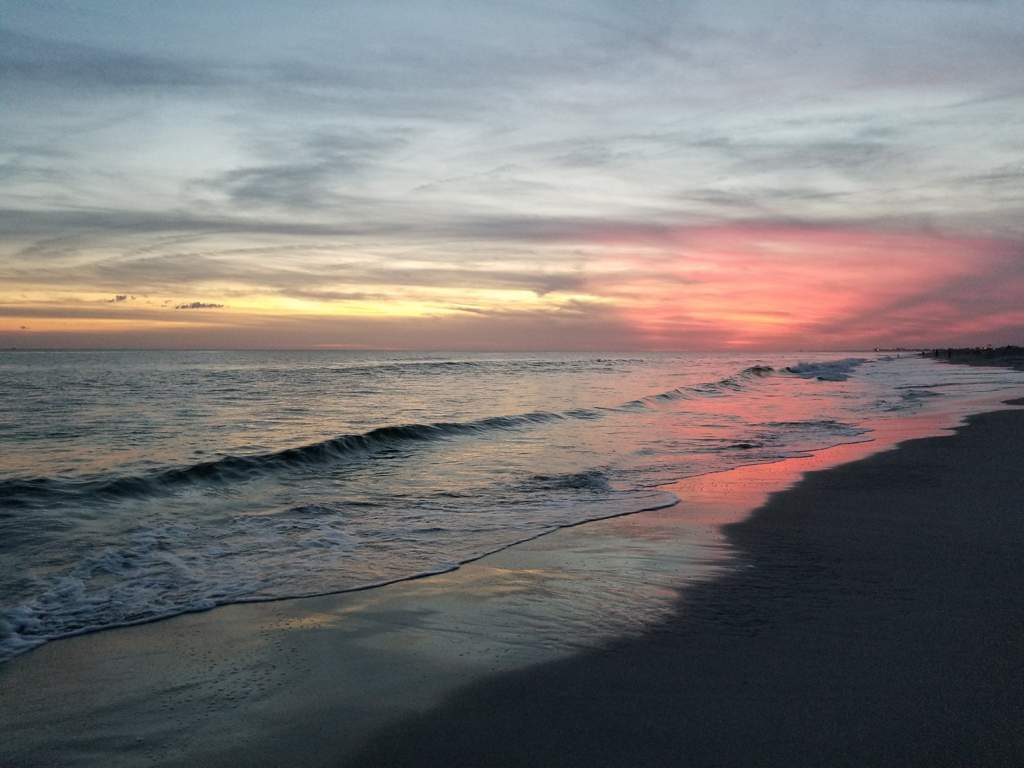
[687,135,908,181]
[2,2,1024,349]
[0,299,648,352]
[0,233,592,302]
[0,27,220,91]
[0,207,396,241]
[174,302,224,310]
[195,130,408,210]
[282,289,388,302]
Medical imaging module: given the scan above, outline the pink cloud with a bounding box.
[576,224,1022,349]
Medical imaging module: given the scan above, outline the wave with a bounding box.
[0,411,572,506]
[0,358,855,508]
[759,418,862,431]
[0,488,679,664]
[874,388,945,412]
[0,355,888,663]
[784,358,866,382]
[901,389,942,400]
[323,356,646,377]
[522,469,612,492]
[640,367,773,404]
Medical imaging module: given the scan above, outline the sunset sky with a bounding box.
[2,0,1023,350]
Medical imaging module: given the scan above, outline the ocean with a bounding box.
[2,350,1023,662]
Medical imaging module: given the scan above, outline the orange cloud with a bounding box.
[0,223,1019,350]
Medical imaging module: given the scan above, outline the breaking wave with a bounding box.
[874,388,945,412]
[2,360,805,507]
[784,358,866,381]
[639,365,776,404]
[0,412,577,506]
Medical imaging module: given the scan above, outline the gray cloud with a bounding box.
[196,131,409,210]
[0,27,221,91]
[691,136,907,179]
[1,235,592,300]
[0,208,396,240]
[174,302,224,310]
[0,297,652,352]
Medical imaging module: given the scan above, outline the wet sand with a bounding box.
[2,402,1022,766]
[352,404,1024,767]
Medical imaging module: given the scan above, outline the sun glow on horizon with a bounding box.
[3,224,1018,350]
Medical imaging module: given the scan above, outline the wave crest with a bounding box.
[0,411,571,506]
[784,358,866,382]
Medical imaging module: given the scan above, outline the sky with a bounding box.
[1,0,1023,350]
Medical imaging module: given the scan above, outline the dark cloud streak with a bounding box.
[0,27,223,90]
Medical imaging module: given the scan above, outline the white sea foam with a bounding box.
[784,358,867,381]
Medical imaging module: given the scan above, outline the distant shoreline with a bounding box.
[924,345,1024,372]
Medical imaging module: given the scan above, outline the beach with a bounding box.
[5,0,1024,763]
[2,396,1022,766]
[355,400,1024,767]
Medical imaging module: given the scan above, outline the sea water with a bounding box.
[2,350,1023,661]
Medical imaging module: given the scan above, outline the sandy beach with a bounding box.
[2,399,1023,767]
[354,401,1024,767]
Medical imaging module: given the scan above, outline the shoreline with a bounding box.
[2,396,1022,766]
[0,491,685,666]
[923,347,1024,372]
[352,401,1024,766]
